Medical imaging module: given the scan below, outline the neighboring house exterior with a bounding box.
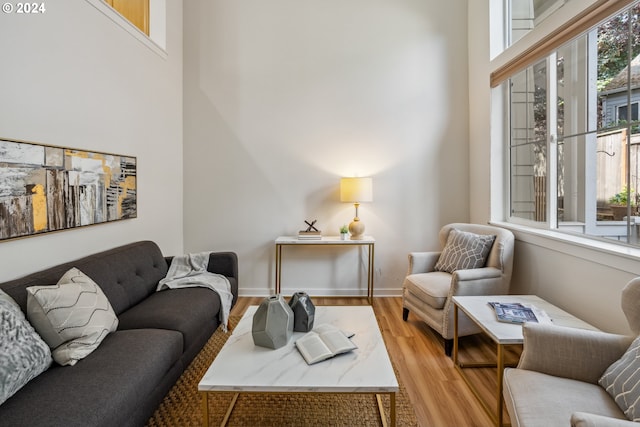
[600,53,640,128]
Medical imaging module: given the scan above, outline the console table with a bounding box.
[274,236,375,303]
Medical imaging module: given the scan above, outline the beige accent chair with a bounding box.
[503,278,640,427]
[402,223,515,355]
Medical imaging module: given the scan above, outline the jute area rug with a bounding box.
[146,316,418,427]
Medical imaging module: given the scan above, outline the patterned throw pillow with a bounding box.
[434,229,496,273]
[26,268,118,366]
[599,335,640,421]
[0,289,52,405]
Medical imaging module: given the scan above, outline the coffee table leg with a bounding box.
[201,392,209,427]
[390,392,396,426]
[375,392,396,427]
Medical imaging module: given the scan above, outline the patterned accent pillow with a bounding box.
[0,289,52,405]
[434,229,496,273]
[26,268,118,366]
[599,335,640,421]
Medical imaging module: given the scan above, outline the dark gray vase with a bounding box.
[252,295,294,349]
[288,291,315,332]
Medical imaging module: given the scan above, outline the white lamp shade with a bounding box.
[340,177,373,203]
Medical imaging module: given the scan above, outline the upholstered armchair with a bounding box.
[503,278,640,426]
[402,223,515,355]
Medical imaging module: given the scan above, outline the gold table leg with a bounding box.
[201,392,209,427]
[275,243,282,295]
[453,302,511,426]
[375,392,396,427]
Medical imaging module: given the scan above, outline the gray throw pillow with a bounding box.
[599,335,640,422]
[0,289,52,405]
[434,229,496,273]
[26,268,118,366]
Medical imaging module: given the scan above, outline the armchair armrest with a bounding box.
[571,412,635,427]
[407,252,441,274]
[450,267,504,295]
[518,323,633,384]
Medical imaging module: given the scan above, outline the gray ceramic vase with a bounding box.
[288,291,315,332]
[252,294,294,349]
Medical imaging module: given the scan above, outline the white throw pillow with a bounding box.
[0,289,52,404]
[26,268,118,366]
[599,335,640,422]
[434,229,496,273]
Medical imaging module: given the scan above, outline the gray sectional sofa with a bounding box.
[0,240,238,427]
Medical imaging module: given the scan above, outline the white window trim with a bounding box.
[491,0,640,269]
[84,0,167,59]
[492,220,640,274]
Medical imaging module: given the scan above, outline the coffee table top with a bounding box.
[452,295,599,345]
[198,305,398,393]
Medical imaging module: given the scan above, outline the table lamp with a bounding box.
[340,177,373,240]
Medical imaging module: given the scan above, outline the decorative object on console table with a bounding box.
[339,224,349,240]
[288,291,315,332]
[298,219,322,240]
[340,177,373,240]
[252,295,294,349]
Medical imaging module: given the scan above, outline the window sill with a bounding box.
[490,221,640,275]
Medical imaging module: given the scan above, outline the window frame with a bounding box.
[491,0,640,264]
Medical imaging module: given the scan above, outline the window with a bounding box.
[508,0,566,46]
[103,0,149,35]
[504,1,640,246]
[618,102,640,123]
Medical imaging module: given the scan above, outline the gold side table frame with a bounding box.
[453,304,513,427]
[274,236,375,304]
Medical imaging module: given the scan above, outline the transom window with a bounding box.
[504,1,640,246]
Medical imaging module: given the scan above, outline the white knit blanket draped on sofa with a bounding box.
[157,251,233,332]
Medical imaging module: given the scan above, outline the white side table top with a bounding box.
[276,236,375,244]
[198,305,397,393]
[452,295,599,345]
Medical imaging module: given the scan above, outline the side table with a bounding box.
[274,236,375,304]
[452,295,598,427]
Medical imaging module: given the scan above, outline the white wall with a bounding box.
[468,0,638,335]
[0,0,184,282]
[183,0,471,297]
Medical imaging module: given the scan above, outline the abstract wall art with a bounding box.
[0,138,137,241]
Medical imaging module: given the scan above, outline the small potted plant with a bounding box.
[608,186,638,220]
[339,225,349,240]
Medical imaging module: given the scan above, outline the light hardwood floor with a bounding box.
[231,296,521,427]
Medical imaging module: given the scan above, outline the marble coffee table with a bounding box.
[198,305,399,426]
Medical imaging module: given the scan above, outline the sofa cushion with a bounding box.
[599,335,640,421]
[0,328,183,427]
[26,268,118,366]
[117,287,221,361]
[504,368,626,427]
[434,228,496,273]
[0,290,52,405]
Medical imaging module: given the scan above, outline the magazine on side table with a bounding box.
[295,324,357,365]
[488,301,549,324]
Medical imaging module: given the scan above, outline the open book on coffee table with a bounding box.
[295,324,357,365]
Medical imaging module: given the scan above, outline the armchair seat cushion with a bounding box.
[403,271,452,309]
[504,368,627,427]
